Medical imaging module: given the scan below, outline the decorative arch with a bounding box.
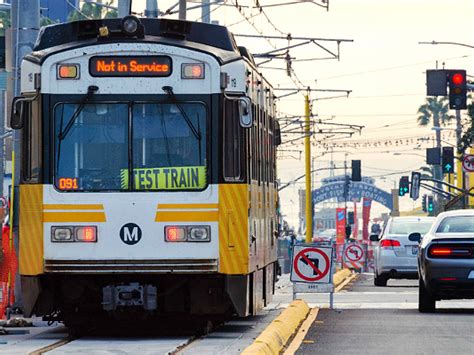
[312,179,393,210]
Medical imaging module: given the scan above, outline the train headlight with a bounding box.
[51,226,97,242]
[57,64,80,79]
[181,63,205,79]
[165,226,187,242]
[188,226,210,242]
[51,227,74,242]
[164,226,211,242]
[76,226,97,242]
[121,16,140,36]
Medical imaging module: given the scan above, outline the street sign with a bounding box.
[410,172,421,200]
[293,282,334,293]
[462,155,474,173]
[343,243,365,269]
[290,244,333,284]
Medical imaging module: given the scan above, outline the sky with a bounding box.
[118,1,471,227]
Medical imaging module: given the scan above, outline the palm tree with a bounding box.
[417,97,454,146]
[417,97,454,190]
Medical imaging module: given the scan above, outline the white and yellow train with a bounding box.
[11,16,280,327]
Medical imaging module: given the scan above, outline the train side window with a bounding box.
[22,99,41,183]
[224,99,242,181]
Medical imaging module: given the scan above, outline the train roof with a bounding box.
[26,18,244,65]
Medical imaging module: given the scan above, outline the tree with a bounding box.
[0,11,10,36]
[417,97,454,190]
[459,103,474,153]
[68,0,117,22]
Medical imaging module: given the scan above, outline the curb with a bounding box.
[333,268,352,287]
[241,300,310,355]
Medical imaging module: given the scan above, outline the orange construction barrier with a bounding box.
[0,222,17,319]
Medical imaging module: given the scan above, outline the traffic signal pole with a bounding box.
[455,109,466,207]
[304,92,312,244]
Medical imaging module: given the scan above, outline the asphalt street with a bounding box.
[297,274,474,355]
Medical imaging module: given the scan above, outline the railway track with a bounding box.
[0,311,278,354]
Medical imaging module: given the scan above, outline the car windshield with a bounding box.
[388,220,433,235]
[436,216,474,233]
[55,102,207,191]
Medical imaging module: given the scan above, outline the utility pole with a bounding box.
[201,0,210,23]
[118,0,131,17]
[433,113,443,193]
[11,0,40,312]
[145,0,159,18]
[179,0,186,20]
[304,91,312,243]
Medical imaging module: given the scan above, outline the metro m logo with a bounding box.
[119,223,142,245]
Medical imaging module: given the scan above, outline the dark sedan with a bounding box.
[411,210,474,312]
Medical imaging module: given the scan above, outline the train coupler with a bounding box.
[102,283,157,311]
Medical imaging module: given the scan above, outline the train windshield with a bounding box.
[54,102,207,191]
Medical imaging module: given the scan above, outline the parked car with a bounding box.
[412,210,474,312]
[371,216,435,286]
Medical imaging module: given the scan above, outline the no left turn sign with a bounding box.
[290,245,333,284]
[344,243,365,263]
[462,155,474,173]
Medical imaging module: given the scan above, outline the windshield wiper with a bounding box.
[162,86,201,141]
[58,85,99,141]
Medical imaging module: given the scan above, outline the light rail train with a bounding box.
[11,16,280,328]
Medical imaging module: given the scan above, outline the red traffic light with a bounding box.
[452,73,464,85]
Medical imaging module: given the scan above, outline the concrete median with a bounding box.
[333,268,352,288]
[241,300,310,355]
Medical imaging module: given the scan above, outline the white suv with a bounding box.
[372,216,435,286]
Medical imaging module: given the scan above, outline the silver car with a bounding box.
[371,216,435,286]
[414,210,474,312]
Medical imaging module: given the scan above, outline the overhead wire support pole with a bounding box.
[305,89,312,244]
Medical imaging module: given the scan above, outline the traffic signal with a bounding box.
[410,172,421,200]
[427,196,434,213]
[347,211,355,225]
[448,70,467,110]
[399,176,410,196]
[426,147,441,165]
[344,175,350,200]
[351,160,361,181]
[442,147,454,174]
[421,194,427,212]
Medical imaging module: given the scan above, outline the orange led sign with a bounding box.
[90,56,172,77]
[58,178,79,190]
